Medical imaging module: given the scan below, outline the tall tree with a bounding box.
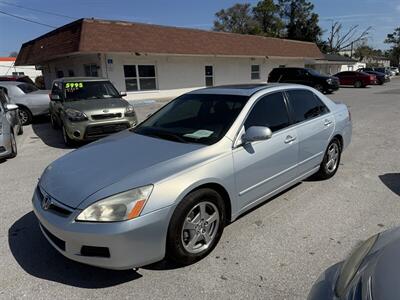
[385,28,400,65]
[252,0,284,37]
[213,3,258,34]
[325,22,371,54]
[277,0,322,42]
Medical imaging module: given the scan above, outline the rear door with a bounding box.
[233,92,299,210]
[285,89,334,175]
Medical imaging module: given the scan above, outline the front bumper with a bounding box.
[308,262,342,300]
[32,187,174,270]
[326,83,339,91]
[64,116,137,141]
[0,133,12,159]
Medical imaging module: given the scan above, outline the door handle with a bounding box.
[284,135,296,144]
[324,119,333,126]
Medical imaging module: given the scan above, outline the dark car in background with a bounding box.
[308,227,400,300]
[357,69,390,85]
[334,71,377,88]
[268,67,339,93]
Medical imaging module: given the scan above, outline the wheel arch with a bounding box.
[331,134,343,152]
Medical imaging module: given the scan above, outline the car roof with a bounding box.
[54,77,109,83]
[0,81,24,86]
[189,83,296,96]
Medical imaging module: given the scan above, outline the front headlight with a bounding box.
[326,78,333,84]
[76,185,153,222]
[335,234,379,297]
[125,105,135,116]
[65,108,88,122]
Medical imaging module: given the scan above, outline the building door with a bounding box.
[205,66,213,86]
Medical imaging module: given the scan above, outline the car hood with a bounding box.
[63,98,128,112]
[39,131,205,208]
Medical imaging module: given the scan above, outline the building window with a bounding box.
[84,64,99,77]
[56,70,64,78]
[205,66,213,87]
[251,65,260,80]
[123,65,157,91]
[68,70,75,77]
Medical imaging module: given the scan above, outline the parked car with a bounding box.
[49,77,138,146]
[0,90,22,159]
[390,66,399,75]
[0,81,50,125]
[334,71,377,88]
[33,84,352,269]
[0,75,35,86]
[357,69,390,85]
[374,67,394,77]
[268,67,340,93]
[308,227,400,300]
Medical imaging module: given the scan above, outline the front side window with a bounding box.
[64,81,120,101]
[124,65,157,91]
[251,65,260,80]
[286,90,329,123]
[244,92,290,132]
[134,94,248,145]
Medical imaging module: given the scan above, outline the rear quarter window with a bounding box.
[286,90,329,123]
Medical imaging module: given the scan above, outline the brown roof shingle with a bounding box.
[16,18,323,65]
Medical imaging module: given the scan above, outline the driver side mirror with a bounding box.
[50,94,61,101]
[5,103,18,111]
[241,126,272,145]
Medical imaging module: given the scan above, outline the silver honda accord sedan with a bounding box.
[32,84,352,270]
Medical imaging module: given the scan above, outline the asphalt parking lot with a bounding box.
[1,81,400,299]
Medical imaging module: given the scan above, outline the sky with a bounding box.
[0,0,399,56]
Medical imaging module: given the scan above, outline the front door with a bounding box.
[233,92,299,210]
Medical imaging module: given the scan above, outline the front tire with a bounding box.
[50,114,59,129]
[9,131,17,158]
[62,124,74,147]
[166,188,226,266]
[315,139,341,180]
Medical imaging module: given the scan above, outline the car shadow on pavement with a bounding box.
[31,116,74,150]
[379,173,400,196]
[8,212,142,288]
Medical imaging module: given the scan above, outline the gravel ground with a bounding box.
[1,80,399,299]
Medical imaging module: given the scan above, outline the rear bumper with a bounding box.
[32,186,175,270]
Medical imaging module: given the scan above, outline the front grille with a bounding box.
[91,113,122,120]
[85,123,129,138]
[37,186,73,217]
[40,224,66,251]
[81,246,110,258]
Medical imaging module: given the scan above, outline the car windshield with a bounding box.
[133,94,249,145]
[17,83,38,94]
[64,81,120,101]
[306,68,325,76]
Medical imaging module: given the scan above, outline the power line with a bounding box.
[0,9,57,28]
[0,0,75,20]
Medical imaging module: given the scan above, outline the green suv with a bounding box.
[49,77,137,146]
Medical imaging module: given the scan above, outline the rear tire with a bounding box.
[354,81,363,88]
[315,139,341,180]
[166,188,225,266]
[18,106,32,125]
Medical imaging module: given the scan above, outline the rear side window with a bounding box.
[17,83,38,94]
[286,90,329,123]
[244,92,290,132]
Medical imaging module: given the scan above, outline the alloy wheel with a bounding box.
[18,109,29,125]
[326,143,339,173]
[181,201,220,254]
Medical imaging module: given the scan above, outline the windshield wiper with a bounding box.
[147,131,188,143]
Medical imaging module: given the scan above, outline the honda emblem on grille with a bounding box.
[42,195,52,210]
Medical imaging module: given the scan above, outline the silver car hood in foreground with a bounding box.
[40,131,206,208]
